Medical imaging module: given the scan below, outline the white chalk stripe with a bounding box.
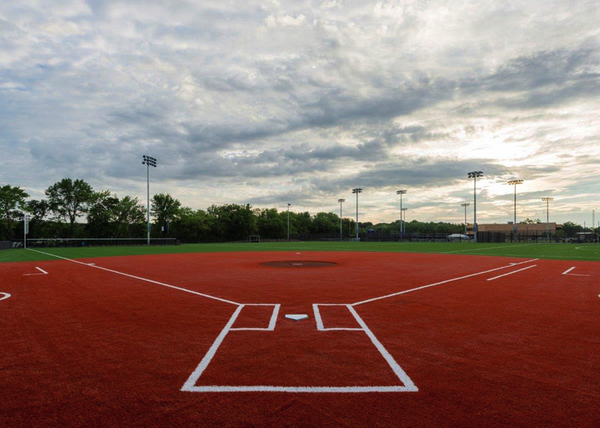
[184,385,416,393]
[27,248,240,306]
[181,305,244,392]
[562,266,590,277]
[0,292,11,301]
[352,259,539,306]
[23,266,49,276]
[347,305,418,391]
[230,304,281,331]
[313,304,362,331]
[486,265,537,281]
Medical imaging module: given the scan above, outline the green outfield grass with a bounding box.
[1,241,599,263]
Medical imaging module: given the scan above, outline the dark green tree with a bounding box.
[113,196,145,237]
[0,184,29,240]
[172,208,213,242]
[151,193,182,234]
[257,208,286,239]
[86,191,119,237]
[207,204,257,241]
[45,178,95,237]
[311,212,340,234]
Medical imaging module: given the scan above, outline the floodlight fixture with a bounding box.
[338,199,346,241]
[461,203,470,235]
[352,188,363,240]
[542,197,554,242]
[508,180,524,241]
[396,190,407,240]
[142,155,158,245]
[467,171,484,243]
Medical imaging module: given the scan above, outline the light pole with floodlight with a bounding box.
[508,179,523,242]
[468,171,484,243]
[396,190,407,241]
[287,203,291,241]
[352,188,362,241]
[461,203,470,236]
[338,199,345,241]
[142,155,157,245]
[402,208,408,237]
[542,197,554,243]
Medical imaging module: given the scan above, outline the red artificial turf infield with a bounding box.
[1,251,599,427]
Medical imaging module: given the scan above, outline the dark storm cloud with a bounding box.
[461,48,600,109]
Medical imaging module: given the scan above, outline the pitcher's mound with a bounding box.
[260,260,338,268]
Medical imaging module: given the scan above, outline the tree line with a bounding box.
[4,178,591,243]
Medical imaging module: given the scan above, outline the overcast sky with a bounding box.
[1,1,599,225]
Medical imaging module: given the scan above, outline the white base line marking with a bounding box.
[351,259,539,306]
[486,265,537,281]
[0,292,11,301]
[27,248,240,306]
[562,266,590,277]
[23,266,49,276]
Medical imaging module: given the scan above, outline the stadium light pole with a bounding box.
[142,155,157,246]
[508,179,524,242]
[461,203,470,236]
[468,171,484,243]
[338,199,345,241]
[396,190,407,241]
[23,213,30,249]
[352,188,362,241]
[542,197,554,243]
[402,208,408,236]
[287,203,291,242]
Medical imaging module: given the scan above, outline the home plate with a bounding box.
[285,314,308,321]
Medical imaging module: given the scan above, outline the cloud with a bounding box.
[0,0,599,225]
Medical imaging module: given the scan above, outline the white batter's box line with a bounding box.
[184,385,417,393]
[0,292,11,302]
[313,304,362,331]
[230,303,281,331]
[181,303,418,393]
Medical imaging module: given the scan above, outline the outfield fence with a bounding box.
[18,238,180,248]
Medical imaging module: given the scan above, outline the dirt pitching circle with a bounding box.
[259,260,338,268]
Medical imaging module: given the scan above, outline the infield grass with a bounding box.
[2,241,599,263]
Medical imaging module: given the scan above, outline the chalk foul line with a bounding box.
[0,292,11,301]
[26,248,240,306]
[352,259,539,306]
[486,265,537,281]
